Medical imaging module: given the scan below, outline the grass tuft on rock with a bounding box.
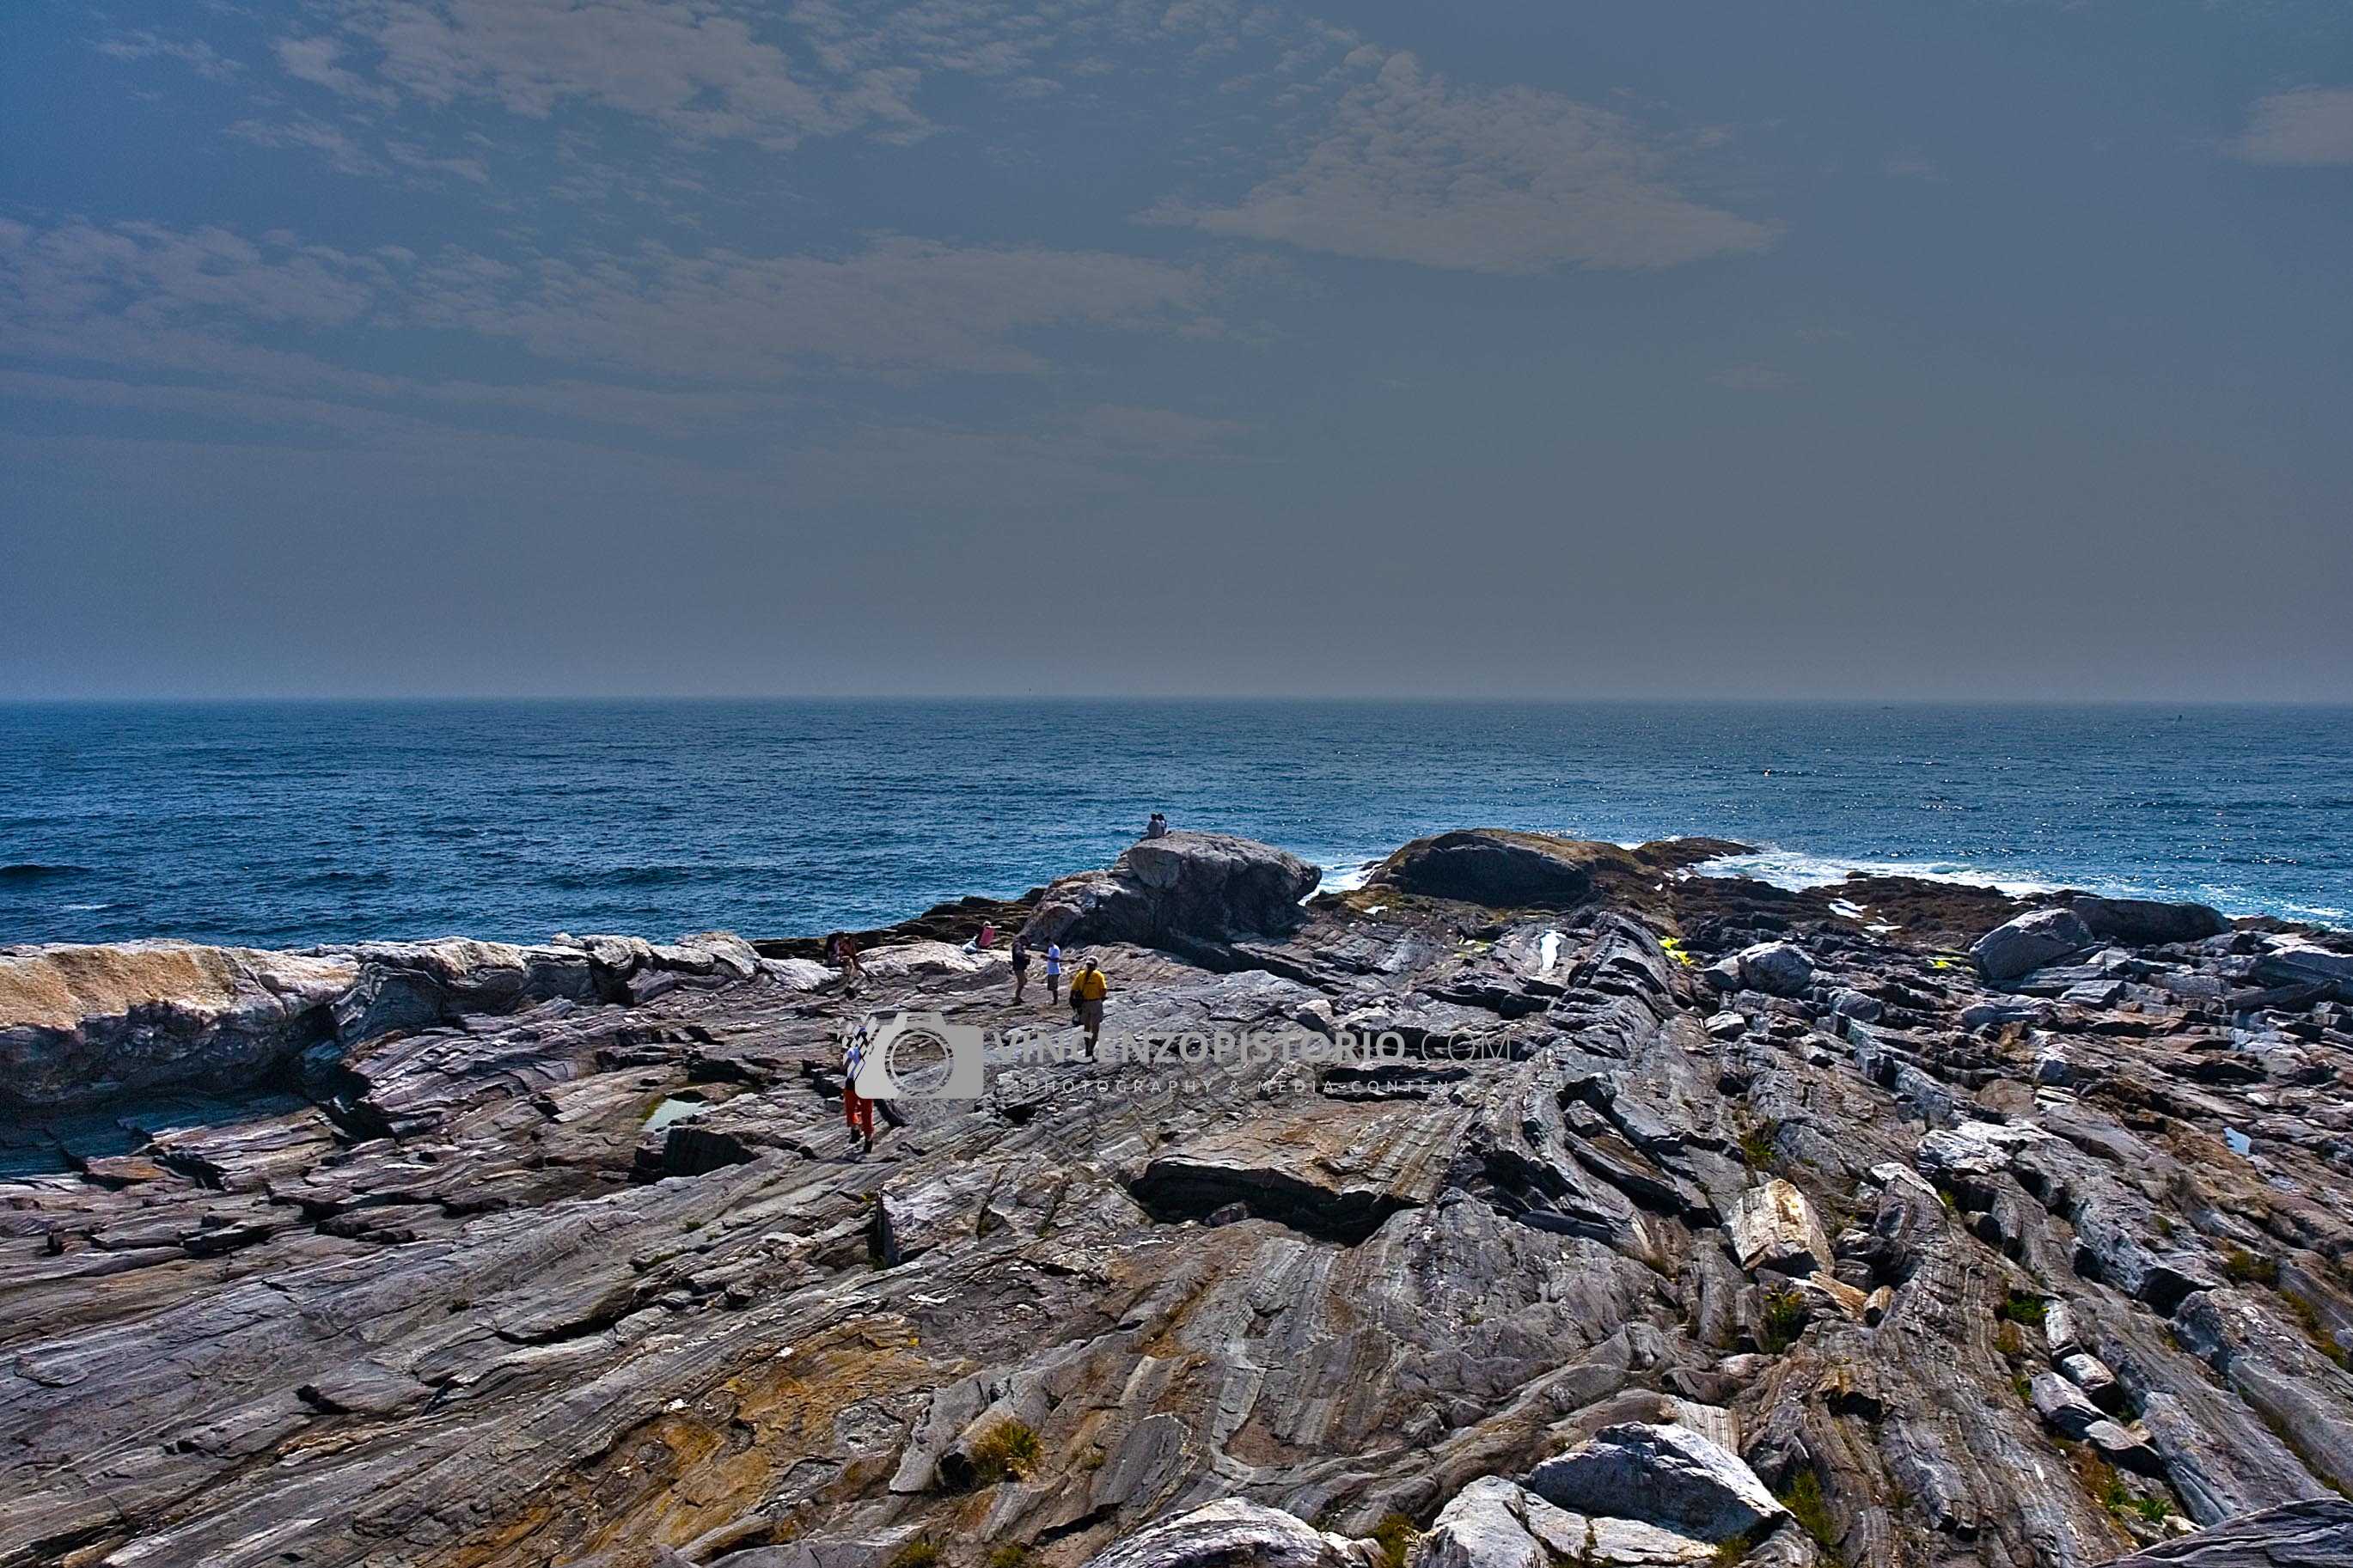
[1999,1291,2047,1327]
[966,1420,1042,1486]
[1736,1118,1782,1171]
[2222,1248,2280,1286]
[1777,1468,1838,1550]
[1371,1512,1418,1568]
[1760,1287,1808,1354]
[2285,1292,2353,1370]
[886,1541,940,1568]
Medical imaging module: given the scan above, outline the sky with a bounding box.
[2,0,2350,700]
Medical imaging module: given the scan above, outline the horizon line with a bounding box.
[3,692,2350,708]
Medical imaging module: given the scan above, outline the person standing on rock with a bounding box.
[1045,941,1062,1004]
[1072,958,1109,1058]
[840,1022,877,1155]
[829,932,861,998]
[1010,933,1032,1001]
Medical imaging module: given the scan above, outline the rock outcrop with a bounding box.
[3,832,2352,1568]
[1021,832,1319,950]
[1972,906,2099,985]
[1079,1500,1376,1568]
[0,940,357,1107]
[1370,830,1617,907]
[1525,1423,1788,1542]
[0,930,780,1112]
[2102,1498,2353,1565]
[2066,898,2228,948]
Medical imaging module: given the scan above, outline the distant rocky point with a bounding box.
[3,827,2351,1568]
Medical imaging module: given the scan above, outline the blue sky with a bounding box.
[3,0,2350,698]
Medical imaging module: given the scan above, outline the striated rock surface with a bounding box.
[3,833,2352,1568]
[2102,1498,2353,1564]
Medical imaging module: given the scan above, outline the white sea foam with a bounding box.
[1318,858,1381,895]
[1694,849,2062,899]
[1538,930,1562,976]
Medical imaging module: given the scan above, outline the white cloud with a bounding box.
[2230,87,2353,167]
[280,0,923,147]
[95,29,244,81]
[1144,52,1773,272]
[274,36,401,108]
[228,116,390,179]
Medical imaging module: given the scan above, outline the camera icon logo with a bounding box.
[850,1010,987,1101]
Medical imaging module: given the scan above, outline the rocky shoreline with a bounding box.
[3,828,2352,1568]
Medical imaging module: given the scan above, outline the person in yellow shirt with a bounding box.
[1071,958,1109,1059]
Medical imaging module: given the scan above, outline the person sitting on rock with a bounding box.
[976,919,995,950]
[1072,958,1109,1058]
[1145,811,1169,839]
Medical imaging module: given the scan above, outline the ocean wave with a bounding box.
[0,863,88,882]
[1694,849,2062,898]
[1318,859,1382,895]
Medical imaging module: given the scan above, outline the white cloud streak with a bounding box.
[1145,51,1773,273]
[2230,87,2353,167]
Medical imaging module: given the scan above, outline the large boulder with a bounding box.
[2101,1498,2353,1565]
[2253,937,2353,993]
[1735,942,1813,998]
[1417,1476,1715,1568]
[0,941,357,1111]
[2065,896,2227,947]
[1524,1423,1788,1542]
[1971,908,2096,985]
[1079,1500,1376,1568]
[1021,832,1318,950]
[1369,830,1612,907]
[1726,1179,1833,1274]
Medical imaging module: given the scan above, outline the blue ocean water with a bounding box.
[1,700,2347,948]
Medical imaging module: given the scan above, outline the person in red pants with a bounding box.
[842,1025,877,1154]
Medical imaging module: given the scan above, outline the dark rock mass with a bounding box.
[3,828,2352,1568]
[1018,830,1320,950]
[1371,829,1615,906]
[2068,898,2230,949]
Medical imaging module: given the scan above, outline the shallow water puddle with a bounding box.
[644,1095,708,1132]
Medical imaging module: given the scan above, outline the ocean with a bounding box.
[2,700,2348,949]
